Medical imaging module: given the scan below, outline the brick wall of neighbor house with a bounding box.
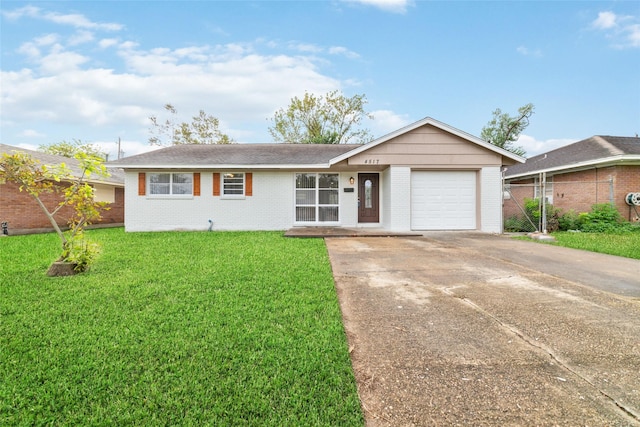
[0,181,125,234]
[614,165,640,221]
[504,165,640,222]
[503,178,535,219]
[100,187,125,225]
[551,168,614,214]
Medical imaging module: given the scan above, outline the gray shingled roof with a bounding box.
[0,143,124,185]
[504,136,640,178]
[108,143,361,167]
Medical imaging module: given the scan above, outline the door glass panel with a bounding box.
[365,179,372,208]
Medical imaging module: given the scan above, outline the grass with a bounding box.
[547,231,640,260]
[0,228,364,426]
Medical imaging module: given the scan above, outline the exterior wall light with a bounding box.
[349,176,355,185]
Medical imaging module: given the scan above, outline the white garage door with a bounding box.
[411,171,476,230]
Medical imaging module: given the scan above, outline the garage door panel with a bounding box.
[411,171,476,230]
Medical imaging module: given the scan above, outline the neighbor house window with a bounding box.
[534,176,554,204]
[223,173,244,196]
[295,173,339,223]
[149,173,193,195]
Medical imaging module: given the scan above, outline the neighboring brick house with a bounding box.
[503,136,640,222]
[0,144,125,235]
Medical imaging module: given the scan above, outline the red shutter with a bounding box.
[246,173,252,196]
[213,173,220,196]
[138,173,146,196]
[193,173,201,196]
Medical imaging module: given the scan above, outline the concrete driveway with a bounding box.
[326,232,640,426]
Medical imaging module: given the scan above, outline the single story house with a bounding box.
[0,144,125,234]
[109,117,524,233]
[503,135,640,221]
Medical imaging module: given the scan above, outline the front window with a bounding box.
[223,173,244,196]
[149,173,193,195]
[295,173,339,223]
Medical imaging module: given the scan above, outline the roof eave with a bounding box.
[505,155,640,179]
[112,163,333,170]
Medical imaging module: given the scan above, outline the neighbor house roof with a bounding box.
[108,143,361,169]
[0,144,125,186]
[504,136,640,179]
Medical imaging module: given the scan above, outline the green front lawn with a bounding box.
[0,229,363,426]
[549,231,640,260]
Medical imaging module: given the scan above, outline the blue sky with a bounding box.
[1,0,639,159]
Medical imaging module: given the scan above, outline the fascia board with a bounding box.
[505,155,640,180]
[113,163,332,170]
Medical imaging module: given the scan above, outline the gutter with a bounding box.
[505,155,640,180]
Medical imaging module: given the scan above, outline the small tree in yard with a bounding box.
[0,151,110,274]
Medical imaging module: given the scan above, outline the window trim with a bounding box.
[147,172,195,198]
[221,172,246,199]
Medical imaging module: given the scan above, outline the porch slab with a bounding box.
[284,227,422,238]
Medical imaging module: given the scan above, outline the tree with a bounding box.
[149,104,233,145]
[481,103,534,157]
[39,139,107,160]
[268,90,373,144]
[0,151,110,273]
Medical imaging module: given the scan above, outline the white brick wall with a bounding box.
[480,166,502,233]
[124,171,360,232]
[123,167,505,233]
[388,166,412,231]
[125,171,294,232]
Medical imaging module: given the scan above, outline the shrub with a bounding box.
[523,197,561,232]
[579,203,625,233]
[558,210,581,231]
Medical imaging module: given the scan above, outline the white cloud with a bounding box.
[68,30,95,46]
[1,37,343,144]
[516,134,577,157]
[593,11,617,29]
[2,5,122,31]
[328,46,361,59]
[94,139,161,160]
[343,0,412,14]
[19,129,46,138]
[516,46,542,57]
[369,110,411,137]
[1,5,404,149]
[99,38,119,49]
[592,11,640,48]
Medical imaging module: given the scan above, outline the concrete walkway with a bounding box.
[284,227,421,238]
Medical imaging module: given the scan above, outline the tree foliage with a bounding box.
[149,104,233,145]
[481,103,534,156]
[0,151,110,271]
[39,139,107,160]
[269,90,373,144]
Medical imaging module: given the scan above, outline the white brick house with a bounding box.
[109,117,523,233]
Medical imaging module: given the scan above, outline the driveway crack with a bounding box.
[440,286,640,423]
